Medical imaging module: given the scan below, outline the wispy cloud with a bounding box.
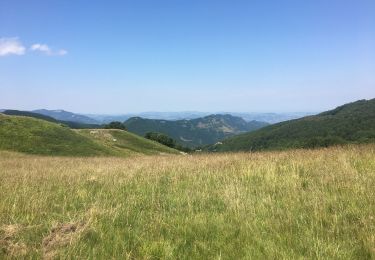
[30,43,67,56]
[0,37,67,57]
[0,37,26,56]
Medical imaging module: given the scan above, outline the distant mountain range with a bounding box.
[1,108,313,124]
[86,111,313,124]
[33,109,100,124]
[86,112,212,123]
[1,98,374,154]
[208,99,375,152]
[124,114,269,148]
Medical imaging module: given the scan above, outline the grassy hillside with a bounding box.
[210,99,375,152]
[0,145,374,258]
[124,114,268,148]
[0,114,111,156]
[77,129,179,155]
[0,114,177,156]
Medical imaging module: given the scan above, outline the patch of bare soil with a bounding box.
[0,224,27,257]
[42,221,86,259]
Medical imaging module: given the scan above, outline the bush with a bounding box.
[145,132,176,148]
[104,121,127,130]
[145,132,192,152]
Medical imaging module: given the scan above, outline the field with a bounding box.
[1,145,375,259]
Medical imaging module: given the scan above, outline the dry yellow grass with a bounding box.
[0,145,375,258]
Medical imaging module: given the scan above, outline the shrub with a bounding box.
[104,121,127,130]
[145,132,176,148]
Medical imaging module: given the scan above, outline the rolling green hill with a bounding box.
[124,114,268,148]
[0,114,178,156]
[209,99,375,152]
[77,129,178,155]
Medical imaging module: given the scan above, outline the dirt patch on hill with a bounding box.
[0,224,27,257]
[42,221,87,259]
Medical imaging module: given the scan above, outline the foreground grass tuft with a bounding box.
[0,145,375,258]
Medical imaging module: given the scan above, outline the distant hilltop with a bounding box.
[123,114,269,148]
[85,111,314,124]
[206,98,375,152]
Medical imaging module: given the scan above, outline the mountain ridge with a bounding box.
[86,111,313,124]
[33,109,100,124]
[124,114,268,148]
[208,99,375,152]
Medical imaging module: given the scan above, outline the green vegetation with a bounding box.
[103,121,127,130]
[145,132,176,148]
[124,114,268,148]
[0,145,374,258]
[145,132,191,152]
[210,99,375,152]
[0,114,177,156]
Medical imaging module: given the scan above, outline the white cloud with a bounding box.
[0,37,26,56]
[31,43,50,52]
[30,43,67,56]
[0,38,67,57]
[56,49,68,56]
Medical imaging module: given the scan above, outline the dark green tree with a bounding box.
[104,121,127,130]
[145,132,176,148]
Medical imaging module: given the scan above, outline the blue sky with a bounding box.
[0,0,374,113]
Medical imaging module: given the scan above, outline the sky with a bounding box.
[0,0,374,114]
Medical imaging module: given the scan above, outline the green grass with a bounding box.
[0,145,374,258]
[0,114,178,156]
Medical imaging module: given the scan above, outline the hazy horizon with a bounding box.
[1,1,374,113]
[1,107,319,115]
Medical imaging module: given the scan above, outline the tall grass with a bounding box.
[1,145,375,259]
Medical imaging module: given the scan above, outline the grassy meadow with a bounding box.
[1,145,375,259]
